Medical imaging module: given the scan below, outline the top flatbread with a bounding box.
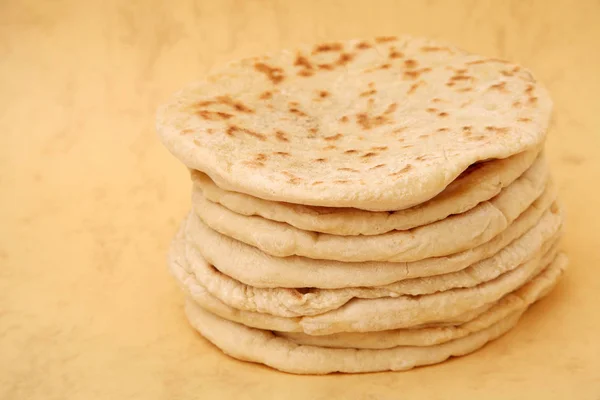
[157,36,552,211]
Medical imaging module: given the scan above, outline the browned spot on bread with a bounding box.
[419,134,430,138]
[426,107,438,113]
[313,42,343,53]
[362,152,377,158]
[485,126,510,134]
[243,161,265,168]
[371,146,388,151]
[437,127,449,132]
[196,110,234,121]
[318,90,330,98]
[273,151,290,156]
[407,81,425,94]
[446,82,455,87]
[393,127,406,134]
[355,41,372,49]
[207,129,214,134]
[384,103,398,114]
[312,181,324,185]
[324,133,343,141]
[323,145,337,150]
[389,47,403,59]
[227,125,266,141]
[450,75,472,81]
[401,144,414,149]
[298,69,314,77]
[275,130,289,142]
[488,82,507,92]
[255,153,268,162]
[469,135,487,141]
[334,179,349,184]
[431,98,442,103]
[525,84,534,94]
[513,101,522,108]
[282,171,302,184]
[389,164,413,176]
[356,112,392,130]
[340,116,349,123]
[528,96,538,105]
[457,88,472,92]
[360,89,377,97]
[289,107,308,117]
[454,68,468,74]
[416,155,429,161]
[314,158,327,163]
[294,54,313,70]
[421,46,450,52]
[309,127,318,134]
[338,167,359,172]
[404,68,431,80]
[259,91,273,100]
[254,62,285,84]
[404,59,418,68]
[518,117,532,122]
[375,36,397,43]
[344,149,358,154]
[370,164,386,170]
[438,112,449,117]
[462,125,472,131]
[336,52,354,66]
[378,63,392,70]
[317,63,335,71]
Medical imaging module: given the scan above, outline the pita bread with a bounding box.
[157,36,552,211]
[174,212,561,317]
[192,150,541,235]
[171,217,564,334]
[278,256,564,348]
[187,187,558,289]
[184,253,567,374]
[192,160,548,262]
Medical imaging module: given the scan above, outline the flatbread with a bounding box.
[185,301,524,374]
[191,150,540,235]
[184,253,566,374]
[186,186,558,288]
[171,221,563,333]
[278,255,564,348]
[174,211,561,317]
[192,160,548,262]
[157,36,552,211]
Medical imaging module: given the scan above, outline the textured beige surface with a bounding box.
[157,37,551,211]
[192,150,540,235]
[2,0,600,398]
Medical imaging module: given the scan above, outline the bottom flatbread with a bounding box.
[184,253,567,374]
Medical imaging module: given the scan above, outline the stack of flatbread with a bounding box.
[157,36,567,374]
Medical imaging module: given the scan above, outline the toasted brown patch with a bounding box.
[323,145,337,151]
[437,127,449,132]
[289,107,308,117]
[273,151,290,156]
[227,125,266,141]
[255,153,268,162]
[317,63,335,71]
[275,130,289,142]
[419,134,430,139]
[282,171,302,184]
[360,89,377,97]
[294,54,313,70]
[378,63,392,70]
[344,149,358,154]
[431,98,442,103]
[336,52,354,66]
[318,90,330,98]
[469,135,487,141]
[489,81,507,92]
[525,84,534,94]
[334,179,349,184]
[340,116,349,123]
[426,107,438,113]
[313,42,343,53]
[518,117,532,122]
[513,101,522,108]
[298,69,314,77]
[338,167,359,172]
[324,133,343,141]
[528,96,538,105]
[389,47,404,59]
[370,163,386,170]
[375,36,397,43]
[314,158,327,163]
[462,125,472,131]
[407,80,425,94]
[371,146,388,151]
[457,87,473,92]
[404,59,418,68]
[403,67,431,80]
[196,110,234,121]
[362,152,377,158]
[393,127,406,134]
[254,62,285,84]
[312,181,324,185]
[485,126,510,134]
[389,164,413,176]
[355,41,372,49]
[243,160,265,168]
[259,91,273,100]
[438,112,449,117]
[384,103,398,114]
[421,46,450,52]
[449,75,472,81]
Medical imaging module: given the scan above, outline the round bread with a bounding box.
[157,36,552,211]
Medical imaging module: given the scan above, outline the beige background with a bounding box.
[1,0,599,398]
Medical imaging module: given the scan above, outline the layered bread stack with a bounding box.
[157,36,567,374]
